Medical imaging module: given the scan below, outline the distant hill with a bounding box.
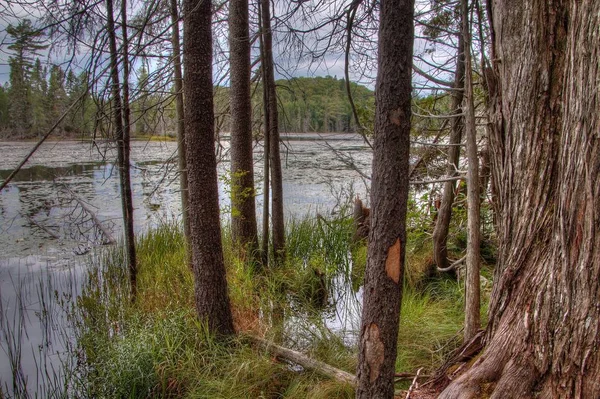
[275,76,374,133]
[215,75,374,135]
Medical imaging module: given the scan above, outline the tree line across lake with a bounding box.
[0,20,374,141]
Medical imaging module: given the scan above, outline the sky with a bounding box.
[0,0,452,92]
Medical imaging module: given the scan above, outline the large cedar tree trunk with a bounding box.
[439,1,600,397]
[355,0,414,396]
[229,0,258,259]
[183,0,235,336]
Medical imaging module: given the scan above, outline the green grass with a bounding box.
[64,212,491,398]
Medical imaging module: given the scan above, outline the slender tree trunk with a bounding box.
[439,1,600,397]
[183,0,235,336]
[229,0,258,260]
[462,0,481,342]
[258,3,270,266]
[355,0,414,397]
[170,0,190,242]
[260,0,285,263]
[106,0,137,300]
[432,31,465,271]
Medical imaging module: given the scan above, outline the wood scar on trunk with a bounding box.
[385,238,401,283]
[364,323,385,383]
[390,108,402,126]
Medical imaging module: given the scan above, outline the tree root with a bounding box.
[435,333,540,399]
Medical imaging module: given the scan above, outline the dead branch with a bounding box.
[406,367,424,398]
[437,254,467,272]
[60,185,116,245]
[246,335,356,386]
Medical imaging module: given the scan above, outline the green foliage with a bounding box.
[0,85,9,129]
[276,76,374,133]
[215,76,374,135]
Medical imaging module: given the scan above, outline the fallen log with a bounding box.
[246,335,356,386]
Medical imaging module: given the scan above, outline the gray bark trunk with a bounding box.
[258,4,270,266]
[260,0,285,263]
[462,0,481,343]
[355,0,414,397]
[432,31,465,271]
[169,0,190,242]
[106,0,137,300]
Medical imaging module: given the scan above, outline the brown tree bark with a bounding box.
[461,0,481,343]
[432,31,465,271]
[260,0,285,263]
[229,0,258,260]
[355,0,414,396]
[106,0,137,300]
[439,1,600,397]
[183,0,235,336]
[169,0,190,242]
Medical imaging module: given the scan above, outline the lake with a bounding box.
[0,134,372,395]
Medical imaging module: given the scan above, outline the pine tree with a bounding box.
[6,20,48,137]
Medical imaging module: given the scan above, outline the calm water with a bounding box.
[0,134,371,394]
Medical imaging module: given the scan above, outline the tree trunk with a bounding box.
[432,31,465,271]
[258,3,270,267]
[260,0,285,263]
[355,0,414,397]
[461,0,481,343]
[169,0,190,242]
[229,0,258,260]
[439,1,600,397]
[106,0,137,300]
[183,0,235,336]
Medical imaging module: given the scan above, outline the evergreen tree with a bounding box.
[47,65,68,133]
[6,19,48,136]
[30,58,48,134]
[0,85,9,130]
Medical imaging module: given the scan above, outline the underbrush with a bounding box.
[61,211,490,398]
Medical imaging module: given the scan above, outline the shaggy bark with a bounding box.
[229,0,258,259]
[439,1,600,397]
[355,0,414,397]
[183,0,235,336]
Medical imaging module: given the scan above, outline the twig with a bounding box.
[405,367,423,399]
[26,216,61,240]
[410,176,465,185]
